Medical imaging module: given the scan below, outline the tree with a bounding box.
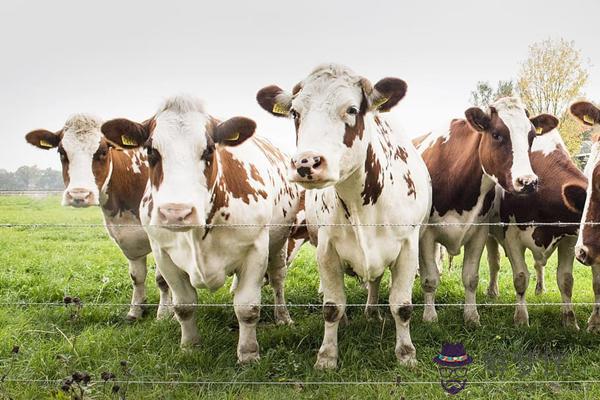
[470,80,515,107]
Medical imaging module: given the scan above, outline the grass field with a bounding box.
[1,195,600,399]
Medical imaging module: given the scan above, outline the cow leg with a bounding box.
[486,236,501,298]
[364,275,383,321]
[390,231,419,366]
[315,239,345,370]
[419,231,439,322]
[153,247,199,347]
[557,237,578,330]
[125,256,147,321]
[155,268,173,320]
[588,264,600,333]
[234,232,268,364]
[267,246,293,325]
[534,258,546,295]
[504,238,530,326]
[462,227,487,327]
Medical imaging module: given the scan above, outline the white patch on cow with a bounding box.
[491,98,536,187]
[531,128,567,156]
[60,114,104,205]
[99,158,113,205]
[415,123,452,153]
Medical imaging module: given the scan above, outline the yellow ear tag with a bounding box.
[372,96,389,110]
[121,135,137,146]
[227,132,240,142]
[584,114,595,124]
[272,103,289,115]
[535,127,543,134]
[39,139,54,148]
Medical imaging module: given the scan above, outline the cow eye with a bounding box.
[93,148,108,161]
[347,106,359,115]
[58,148,68,162]
[491,132,503,142]
[290,109,300,120]
[146,147,161,167]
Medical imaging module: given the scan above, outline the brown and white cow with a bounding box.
[415,98,558,326]
[257,64,431,369]
[25,114,171,321]
[486,122,587,328]
[101,96,302,363]
[570,100,600,332]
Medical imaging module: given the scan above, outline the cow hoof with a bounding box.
[396,345,417,367]
[314,355,337,370]
[514,309,529,327]
[275,315,294,325]
[156,306,174,320]
[125,312,142,322]
[464,311,480,327]
[340,312,349,327]
[238,351,260,364]
[486,285,499,299]
[422,308,438,323]
[535,282,545,296]
[561,311,579,330]
[364,307,383,322]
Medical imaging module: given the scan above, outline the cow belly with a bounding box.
[508,226,568,264]
[104,211,151,260]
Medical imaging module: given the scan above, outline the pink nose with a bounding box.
[291,152,327,181]
[158,203,196,226]
[66,188,94,207]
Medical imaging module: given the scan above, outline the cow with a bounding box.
[415,97,558,326]
[486,121,587,328]
[570,100,600,333]
[100,96,302,363]
[25,114,171,321]
[257,63,431,369]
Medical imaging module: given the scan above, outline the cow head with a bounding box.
[101,96,256,231]
[464,98,558,195]
[257,63,407,189]
[570,101,600,266]
[25,114,112,207]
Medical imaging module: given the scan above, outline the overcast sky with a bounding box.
[1,0,599,171]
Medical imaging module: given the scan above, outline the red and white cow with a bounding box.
[415,98,557,326]
[101,96,302,363]
[25,114,171,321]
[486,121,587,328]
[570,100,600,332]
[257,64,431,368]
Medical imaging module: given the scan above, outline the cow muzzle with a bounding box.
[289,152,333,188]
[157,203,198,230]
[512,174,538,194]
[64,188,96,207]
[575,245,595,266]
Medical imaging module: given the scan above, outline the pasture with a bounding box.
[1,195,600,399]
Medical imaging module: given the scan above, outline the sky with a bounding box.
[1,0,599,171]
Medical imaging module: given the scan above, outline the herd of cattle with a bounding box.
[23,63,600,369]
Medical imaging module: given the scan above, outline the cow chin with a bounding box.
[288,168,338,189]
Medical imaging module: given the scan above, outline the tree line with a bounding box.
[0,166,63,191]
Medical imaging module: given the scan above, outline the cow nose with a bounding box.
[66,188,93,207]
[515,175,538,194]
[576,245,591,266]
[158,203,196,226]
[291,152,326,181]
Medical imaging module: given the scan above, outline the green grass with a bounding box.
[1,195,600,399]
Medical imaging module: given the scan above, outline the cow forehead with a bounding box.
[152,111,210,155]
[60,114,103,155]
[294,68,363,111]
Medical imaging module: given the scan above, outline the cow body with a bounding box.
[25,115,171,321]
[102,97,302,363]
[415,98,558,326]
[257,64,431,368]
[487,128,587,327]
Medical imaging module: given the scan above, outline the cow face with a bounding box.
[571,101,600,266]
[101,96,256,231]
[257,64,406,189]
[465,98,558,194]
[25,115,111,207]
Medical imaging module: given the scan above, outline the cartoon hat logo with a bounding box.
[433,343,473,395]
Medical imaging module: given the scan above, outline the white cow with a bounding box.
[257,64,431,368]
[101,96,302,363]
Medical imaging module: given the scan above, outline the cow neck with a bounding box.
[100,148,148,219]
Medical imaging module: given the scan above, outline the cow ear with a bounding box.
[101,118,153,148]
[530,113,559,135]
[213,117,256,146]
[465,107,492,132]
[256,85,293,117]
[25,129,61,150]
[571,101,600,126]
[562,182,587,213]
[370,78,407,112]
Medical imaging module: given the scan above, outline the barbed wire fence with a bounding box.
[1,191,600,395]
